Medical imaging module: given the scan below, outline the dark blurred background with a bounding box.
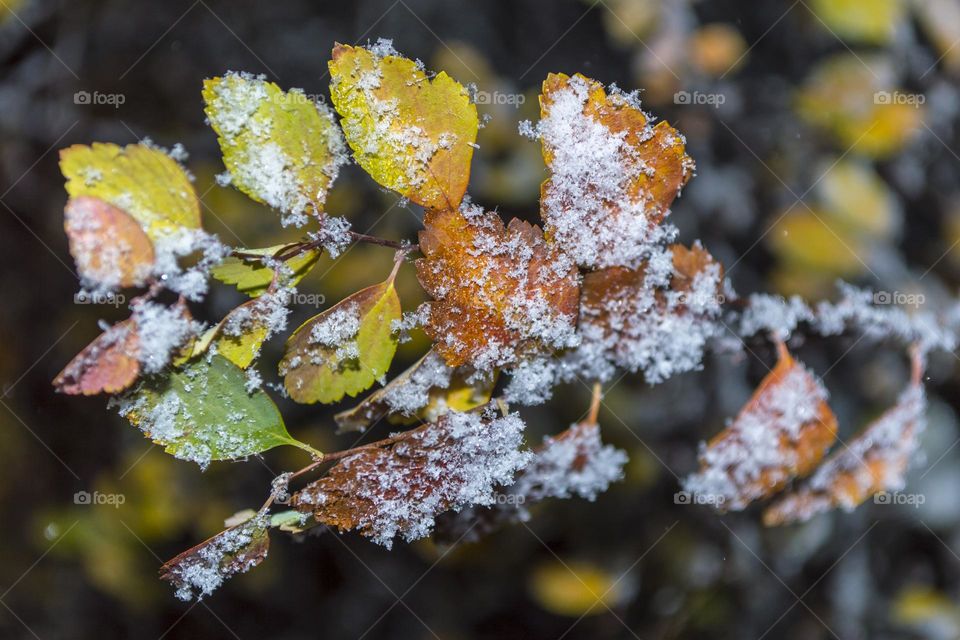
[4,0,960,638]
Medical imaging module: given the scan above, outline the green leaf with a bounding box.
[203,72,347,225]
[212,244,321,298]
[117,355,316,467]
[190,299,271,369]
[60,142,201,241]
[280,277,401,405]
[328,43,479,210]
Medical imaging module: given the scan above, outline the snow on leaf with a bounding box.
[64,196,155,289]
[535,72,695,269]
[563,242,724,385]
[290,408,531,548]
[416,204,580,370]
[160,517,269,601]
[334,349,495,433]
[59,142,201,241]
[764,354,926,526]
[114,355,309,468]
[682,341,838,510]
[328,42,478,210]
[203,72,348,227]
[280,276,401,404]
[131,301,203,374]
[212,244,321,298]
[53,319,140,395]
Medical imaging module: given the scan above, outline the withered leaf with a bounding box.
[764,354,926,525]
[416,205,580,369]
[683,341,838,510]
[53,319,140,395]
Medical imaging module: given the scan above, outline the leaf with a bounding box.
[529,560,629,617]
[809,0,903,45]
[53,320,140,395]
[536,72,695,268]
[290,408,530,548]
[328,42,479,210]
[334,349,496,433]
[203,73,347,226]
[569,242,724,384]
[682,341,838,510]
[211,244,321,297]
[764,356,925,526]
[190,300,271,369]
[160,518,270,601]
[416,205,580,369]
[60,142,201,240]
[280,275,401,404]
[116,355,312,467]
[64,196,155,288]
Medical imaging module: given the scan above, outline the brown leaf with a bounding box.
[537,73,695,268]
[683,341,838,510]
[764,354,925,525]
[416,205,580,369]
[291,408,529,548]
[160,518,269,601]
[53,320,140,395]
[64,196,155,288]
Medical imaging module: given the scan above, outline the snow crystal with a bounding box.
[151,227,232,301]
[132,302,203,373]
[503,357,558,406]
[381,350,454,416]
[739,293,814,339]
[311,215,353,258]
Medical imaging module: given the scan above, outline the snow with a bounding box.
[683,361,831,510]
[132,301,203,374]
[296,409,531,548]
[381,350,454,415]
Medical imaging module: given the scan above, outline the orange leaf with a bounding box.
[53,320,140,395]
[64,196,155,288]
[571,243,724,383]
[416,205,580,369]
[537,73,695,268]
[764,354,925,525]
[683,341,838,510]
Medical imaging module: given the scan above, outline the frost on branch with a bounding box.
[160,516,269,601]
[683,341,838,510]
[416,203,580,370]
[291,408,531,548]
[437,419,627,542]
[764,353,926,525]
[534,72,695,269]
[562,242,724,385]
[335,349,494,433]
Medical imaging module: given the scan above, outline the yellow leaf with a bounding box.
[212,244,321,297]
[60,142,201,240]
[203,73,347,226]
[280,274,401,404]
[768,207,867,277]
[809,0,904,44]
[528,560,629,617]
[816,159,900,238]
[328,42,479,210]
